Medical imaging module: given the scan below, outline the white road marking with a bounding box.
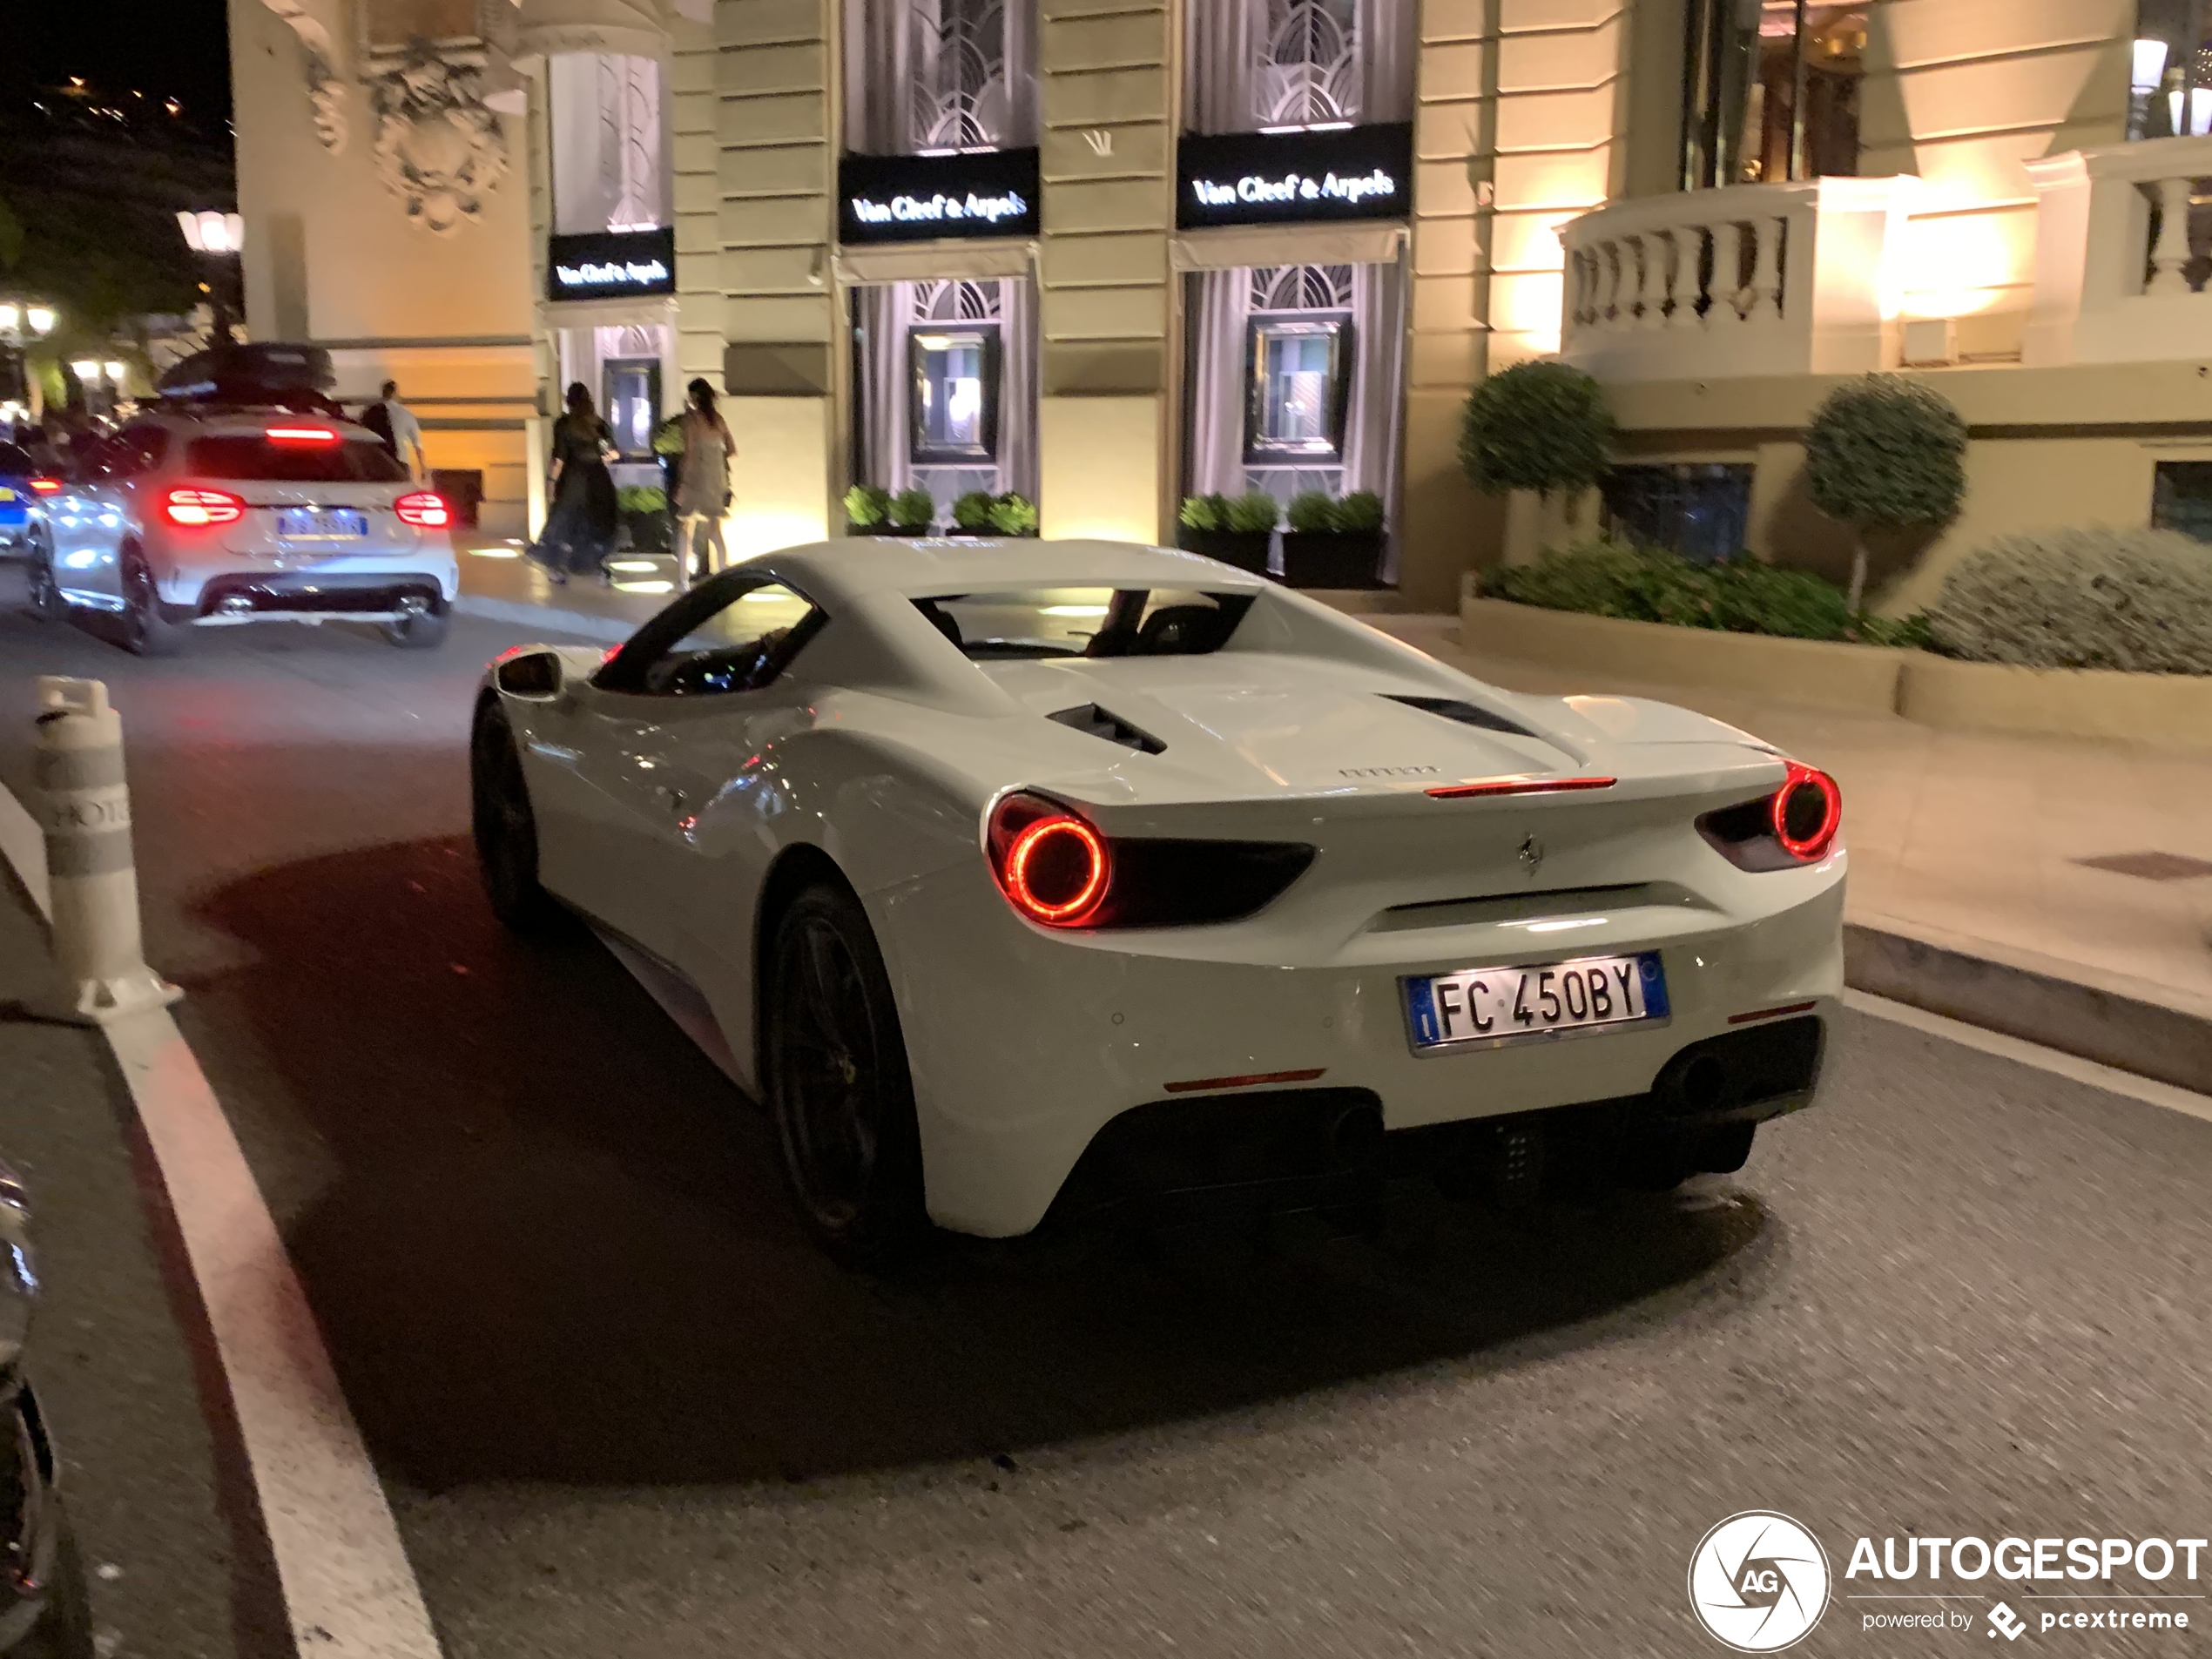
[1844,988,2212,1127]
[0,782,444,1657]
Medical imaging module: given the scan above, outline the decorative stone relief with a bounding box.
[364,40,512,234]
[259,0,349,151]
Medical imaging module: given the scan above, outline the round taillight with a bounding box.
[1771,762,1841,861]
[988,792,1110,927]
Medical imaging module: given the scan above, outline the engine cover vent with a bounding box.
[1382,693,1541,740]
[1049,704,1166,755]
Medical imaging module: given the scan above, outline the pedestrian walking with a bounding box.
[535,382,620,586]
[673,377,736,583]
[362,380,428,479]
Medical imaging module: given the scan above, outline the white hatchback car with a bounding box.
[472,539,1846,1262]
[26,411,460,654]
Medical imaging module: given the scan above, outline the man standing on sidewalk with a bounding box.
[362,380,428,481]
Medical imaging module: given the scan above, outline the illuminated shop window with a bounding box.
[845,0,1036,154]
[602,358,661,460]
[910,327,1001,464]
[1681,0,1865,189]
[1244,319,1349,462]
[1186,0,1413,136]
[549,54,667,234]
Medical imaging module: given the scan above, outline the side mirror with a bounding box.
[495,649,563,700]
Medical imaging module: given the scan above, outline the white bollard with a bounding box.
[30,678,180,1025]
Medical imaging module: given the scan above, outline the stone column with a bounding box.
[713,0,839,554]
[1035,0,1176,543]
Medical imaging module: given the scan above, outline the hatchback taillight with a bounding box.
[163,488,245,527]
[26,476,62,496]
[395,491,450,529]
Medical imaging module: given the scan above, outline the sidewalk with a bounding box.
[449,548,2212,1090]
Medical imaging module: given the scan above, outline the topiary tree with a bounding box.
[1804,374,1968,613]
[1458,361,1615,499]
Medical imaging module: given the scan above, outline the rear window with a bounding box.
[0,443,30,475]
[186,435,408,483]
[916,587,1254,660]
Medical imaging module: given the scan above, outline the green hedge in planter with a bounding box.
[888,485,935,530]
[952,489,997,532]
[1927,526,2212,674]
[1481,538,1929,646]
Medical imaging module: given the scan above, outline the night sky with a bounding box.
[12,0,235,125]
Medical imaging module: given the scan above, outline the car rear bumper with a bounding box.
[880,870,1846,1237]
[168,570,452,624]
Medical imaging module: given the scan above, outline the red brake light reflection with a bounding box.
[1772,762,1842,861]
[266,426,338,444]
[163,488,244,527]
[395,491,451,529]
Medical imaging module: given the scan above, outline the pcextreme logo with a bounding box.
[1689,1511,1833,1652]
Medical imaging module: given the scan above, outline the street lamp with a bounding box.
[176,211,245,344]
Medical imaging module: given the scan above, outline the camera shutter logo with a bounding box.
[1688,1512,1831,1652]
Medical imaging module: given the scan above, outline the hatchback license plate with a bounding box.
[1404,951,1669,1054]
[279,508,368,540]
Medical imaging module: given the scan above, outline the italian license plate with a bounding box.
[279,508,368,540]
[1404,951,1669,1054]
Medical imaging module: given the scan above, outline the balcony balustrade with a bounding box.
[1558,177,1914,383]
[2025,137,2212,367]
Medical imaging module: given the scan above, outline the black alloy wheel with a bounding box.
[118,552,179,658]
[766,883,927,1264]
[383,597,451,650]
[469,704,563,934]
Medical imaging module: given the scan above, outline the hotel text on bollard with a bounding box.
[31,678,181,1025]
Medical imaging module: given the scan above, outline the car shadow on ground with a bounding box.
[192,836,1776,1495]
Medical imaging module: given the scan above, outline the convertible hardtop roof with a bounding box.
[743,537,1269,610]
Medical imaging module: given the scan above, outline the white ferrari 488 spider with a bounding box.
[471,538,1844,1260]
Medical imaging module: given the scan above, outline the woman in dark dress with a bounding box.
[537,382,619,583]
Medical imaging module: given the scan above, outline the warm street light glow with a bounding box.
[27,307,53,334]
[71,360,100,382]
[0,307,15,333]
[105,361,127,383]
[177,211,246,255]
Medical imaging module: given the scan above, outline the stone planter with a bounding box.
[1897,655,2212,751]
[1282,530,1385,590]
[1177,527,1272,573]
[1459,595,1905,714]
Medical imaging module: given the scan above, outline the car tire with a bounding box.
[118,551,181,658]
[383,604,450,650]
[24,532,66,623]
[12,1513,95,1659]
[469,702,565,936]
[765,882,928,1267]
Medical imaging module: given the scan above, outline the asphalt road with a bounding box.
[3,567,2210,1657]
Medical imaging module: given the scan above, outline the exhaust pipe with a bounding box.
[1326,1101,1386,1170]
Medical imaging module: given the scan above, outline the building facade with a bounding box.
[231,1,2204,608]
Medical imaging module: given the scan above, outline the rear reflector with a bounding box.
[1426,776,1616,799]
[1163,1067,1327,1095]
[1727,1001,1818,1026]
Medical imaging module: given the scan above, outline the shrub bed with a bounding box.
[1926,527,2212,674]
[1480,538,1926,647]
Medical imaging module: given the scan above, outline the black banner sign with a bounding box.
[838,148,1042,244]
[1176,124,1414,231]
[547,226,678,302]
